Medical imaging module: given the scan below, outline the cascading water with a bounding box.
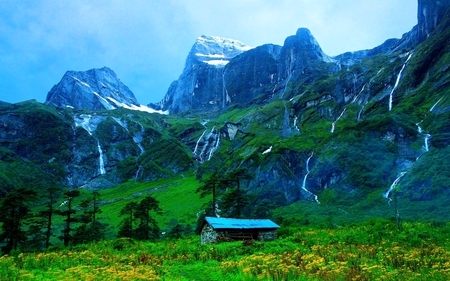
[222,69,230,108]
[133,123,145,155]
[198,126,219,163]
[74,113,107,176]
[330,108,346,133]
[389,53,413,111]
[357,106,365,122]
[97,141,106,175]
[416,122,432,153]
[430,97,443,112]
[301,152,320,204]
[383,172,407,201]
[352,83,366,104]
[293,116,300,132]
[207,133,220,161]
[193,129,207,156]
[424,134,431,152]
[262,146,273,155]
[134,165,142,182]
[281,49,295,98]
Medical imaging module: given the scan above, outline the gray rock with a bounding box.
[46,67,139,111]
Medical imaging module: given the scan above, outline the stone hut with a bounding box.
[200,217,280,244]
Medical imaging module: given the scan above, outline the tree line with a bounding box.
[0,187,164,255]
[195,168,280,222]
[0,168,278,255]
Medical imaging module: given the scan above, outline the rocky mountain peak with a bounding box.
[45,67,140,111]
[190,35,253,67]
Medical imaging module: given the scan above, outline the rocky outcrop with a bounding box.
[46,67,140,111]
[149,36,252,114]
[150,28,335,114]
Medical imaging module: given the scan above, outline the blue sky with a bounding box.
[0,0,417,105]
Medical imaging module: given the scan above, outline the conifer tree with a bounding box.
[73,191,106,244]
[220,169,253,218]
[40,187,62,248]
[134,195,162,240]
[196,171,221,217]
[118,201,138,238]
[58,189,80,247]
[0,188,37,254]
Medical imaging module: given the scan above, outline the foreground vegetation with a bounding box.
[1,220,449,280]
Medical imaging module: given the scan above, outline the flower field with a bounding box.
[1,220,449,280]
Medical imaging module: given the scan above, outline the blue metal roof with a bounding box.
[205,217,280,230]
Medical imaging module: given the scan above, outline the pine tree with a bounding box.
[134,195,162,240]
[196,171,221,216]
[220,169,253,218]
[39,187,62,249]
[0,188,37,254]
[118,202,138,238]
[73,191,106,245]
[58,189,80,247]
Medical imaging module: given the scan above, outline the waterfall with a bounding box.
[281,49,295,98]
[222,69,230,108]
[207,133,220,161]
[416,122,432,152]
[357,106,365,122]
[193,129,207,156]
[97,140,106,175]
[424,134,431,152]
[352,83,366,103]
[134,165,142,183]
[198,126,217,163]
[262,146,273,155]
[301,152,320,204]
[383,172,407,200]
[293,116,300,132]
[133,123,145,155]
[389,53,413,111]
[330,108,347,133]
[430,97,443,112]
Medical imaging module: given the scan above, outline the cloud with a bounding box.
[0,0,417,104]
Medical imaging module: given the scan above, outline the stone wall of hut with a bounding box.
[201,224,227,244]
[257,230,278,241]
[201,223,278,244]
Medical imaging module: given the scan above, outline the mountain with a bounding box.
[148,35,253,114]
[45,67,163,113]
[151,0,450,116]
[1,0,450,225]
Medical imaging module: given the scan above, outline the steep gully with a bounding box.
[74,114,106,176]
[301,152,320,204]
[193,122,221,163]
[389,53,413,111]
[383,99,441,202]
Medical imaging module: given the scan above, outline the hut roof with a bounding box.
[204,216,280,230]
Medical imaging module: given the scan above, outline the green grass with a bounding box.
[97,172,208,232]
[2,220,449,280]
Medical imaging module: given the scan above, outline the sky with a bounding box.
[0,0,418,105]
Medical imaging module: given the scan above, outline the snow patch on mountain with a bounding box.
[193,35,253,67]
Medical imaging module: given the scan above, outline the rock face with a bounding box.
[46,67,140,111]
[150,0,450,115]
[150,28,335,114]
[149,36,253,114]
[417,0,450,42]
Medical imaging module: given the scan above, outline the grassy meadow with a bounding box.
[1,220,449,280]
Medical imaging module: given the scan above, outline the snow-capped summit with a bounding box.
[46,67,166,114]
[192,35,253,66]
[46,67,138,111]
